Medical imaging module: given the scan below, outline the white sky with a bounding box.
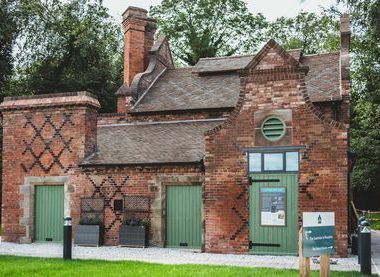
[103,0,339,23]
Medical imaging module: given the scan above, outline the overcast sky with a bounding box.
[103,0,338,23]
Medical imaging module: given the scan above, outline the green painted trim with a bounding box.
[34,185,64,242]
[244,145,305,152]
[249,173,298,255]
[260,116,286,142]
[166,185,202,249]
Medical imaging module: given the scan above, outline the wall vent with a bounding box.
[261,117,286,141]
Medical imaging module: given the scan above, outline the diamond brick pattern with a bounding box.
[21,112,74,173]
[86,174,129,232]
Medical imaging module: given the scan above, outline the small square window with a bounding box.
[249,153,261,172]
[286,152,299,171]
[114,199,123,212]
[263,153,283,171]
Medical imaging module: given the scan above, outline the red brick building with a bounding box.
[0,7,350,256]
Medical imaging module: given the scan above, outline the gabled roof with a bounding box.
[130,68,239,113]
[129,41,342,113]
[82,119,224,165]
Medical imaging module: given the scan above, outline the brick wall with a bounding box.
[0,92,100,242]
[71,164,203,246]
[204,44,349,256]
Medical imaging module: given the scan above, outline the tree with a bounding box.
[8,0,123,112]
[337,0,380,192]
[268,11,340,54]
[0,0,19,100]
[150,0,268,65]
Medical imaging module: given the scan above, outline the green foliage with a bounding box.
[0,0,19,100]
[268,11,340,54]
[150,1,341,65]
[367,212,380,230]
[351,101,380,190]
[0,256,367,276]
[122,215,149,227]
[7,0,123,112]
[79,215,103,226]
[150,0,268,65]
[337,0,380,191]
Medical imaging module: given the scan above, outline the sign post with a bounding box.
[300,212,335,277]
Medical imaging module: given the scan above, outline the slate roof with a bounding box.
[131,68,240,113]
[82,119,224,165]
[302,52,342,102]
[193,55,254,74]
[130,50,342,113]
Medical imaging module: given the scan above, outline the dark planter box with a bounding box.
[119,225,148,247]
[75,225,103,246]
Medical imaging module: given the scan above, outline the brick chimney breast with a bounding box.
[116,6,157,113]
[122,6,157,86]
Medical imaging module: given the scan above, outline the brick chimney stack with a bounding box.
[340,14,350,88]
[340,14,350,125]
[116,7,157,113]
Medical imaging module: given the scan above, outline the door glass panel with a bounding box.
[263,153,283,171]
[260,187,286,226]
[286,152,299,171]
[249,153,261,172]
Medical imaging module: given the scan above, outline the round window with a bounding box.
[261,116,286,142]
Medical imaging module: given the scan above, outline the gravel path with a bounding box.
[0,241,360,272]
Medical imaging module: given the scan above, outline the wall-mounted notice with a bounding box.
[302,212,335,257]
[260,187,286,226]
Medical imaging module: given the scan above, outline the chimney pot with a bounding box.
[122,6,148,21]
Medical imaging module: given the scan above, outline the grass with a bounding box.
[0,255,372,277]
[367,212,380,230]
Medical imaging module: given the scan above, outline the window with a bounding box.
[249,153,261,172]
[263,153,283,171]
[286,152,299,171]
[248,151,299,172]
[261,117,286,142]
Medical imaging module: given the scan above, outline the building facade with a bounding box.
[0,7,350,256]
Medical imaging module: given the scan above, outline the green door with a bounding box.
[166,185,202,248]
[249,174,298,255]
[35,185,64,242]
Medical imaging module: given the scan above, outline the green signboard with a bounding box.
[302,212,335,257]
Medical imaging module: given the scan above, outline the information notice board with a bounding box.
[302,212,335,257]
[260,187,286,226]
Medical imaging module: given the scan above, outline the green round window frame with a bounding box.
[261,116,286,142]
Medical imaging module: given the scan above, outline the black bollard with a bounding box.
[358,216,366,264]
[63,217,72,260]
[360,221,371,275]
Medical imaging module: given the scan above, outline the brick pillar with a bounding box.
[116,6,157,113]
[0,91,100,243]
[340,14,350,125]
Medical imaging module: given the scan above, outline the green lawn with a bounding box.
[368,212,380,230]
[0,255,371,277]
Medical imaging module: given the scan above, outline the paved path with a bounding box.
[0,241,359,272]
[372,230,380,276]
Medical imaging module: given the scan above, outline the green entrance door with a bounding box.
[249,173,298,255]
[166,185,202,249]
[35,185,64,242]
